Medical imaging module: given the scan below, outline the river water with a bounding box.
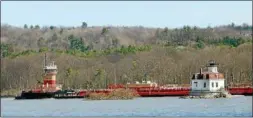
[1,96,252,117]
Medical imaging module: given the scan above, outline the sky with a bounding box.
[1,1,252,28]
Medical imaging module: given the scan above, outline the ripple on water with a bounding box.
[1,96,252,117]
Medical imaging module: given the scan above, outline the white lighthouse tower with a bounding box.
[190,60,225,96]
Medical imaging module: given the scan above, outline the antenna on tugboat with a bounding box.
[44,53,47,67]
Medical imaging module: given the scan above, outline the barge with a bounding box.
[14,56,252,100]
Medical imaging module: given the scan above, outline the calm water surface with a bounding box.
[1,96,252,117]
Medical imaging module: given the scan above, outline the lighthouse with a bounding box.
[42,53,62,92]
[190,60,225,96]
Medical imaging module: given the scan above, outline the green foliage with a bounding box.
[68,34,74,40]
[138,45,152,51]
[50,26,54,30]
[69,36,89,52]
[208,36,246,47]
[66,49,85,57]
[116,45,136,55]
[101,27,109,35]
[55,49,65,54]
[24,24,28,29]
[114,45,152,55]
[1,35,248,59]
[163,27,169,33]
[183,25,191,32]
[20,50,37,55]
[82,22,88,28]
[196,41,205,49]
[39,47,49,52]
[102,48,113,55]
[2,44,152,59]
[245,39,252,44]
[30,25,33,29]
[195,37,205,49]
[193,26,198,30]
[35,25,40,29]
[132,60,137,69]
[231,22,235,28]
[8,50,37,59]
[1,44,13,57]
[66,68,73,78]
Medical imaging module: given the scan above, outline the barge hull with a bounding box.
[14,87,253,99]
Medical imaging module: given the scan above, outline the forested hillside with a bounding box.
[1,23,252,95]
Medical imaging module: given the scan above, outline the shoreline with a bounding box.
[1,96,15,98]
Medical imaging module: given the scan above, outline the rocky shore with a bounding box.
[1,89,20,98]
[180,89,232,99]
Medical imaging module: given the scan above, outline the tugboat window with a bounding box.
[204,82,206,88]
[216,82,218,87]
[212,82,214,87]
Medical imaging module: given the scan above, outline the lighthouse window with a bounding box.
[216,82,218,87]
[204,82,206,88]
[212,82,214,87]
[194,82,198,87]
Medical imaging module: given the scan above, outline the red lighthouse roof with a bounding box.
[192,60,224,80]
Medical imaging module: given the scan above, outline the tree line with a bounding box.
[1,43,251,91]
[1,23,251,52]
[1,35,152,59]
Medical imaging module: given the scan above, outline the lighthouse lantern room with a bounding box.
[190,60,225,95]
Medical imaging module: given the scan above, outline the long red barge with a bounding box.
[69,84,252,98]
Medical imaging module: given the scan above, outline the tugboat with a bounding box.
[15,53,62,100]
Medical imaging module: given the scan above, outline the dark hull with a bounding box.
[234,93,253,96]
[15,92,54,100]
[53,90,84,99]
[54,96,84,99]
